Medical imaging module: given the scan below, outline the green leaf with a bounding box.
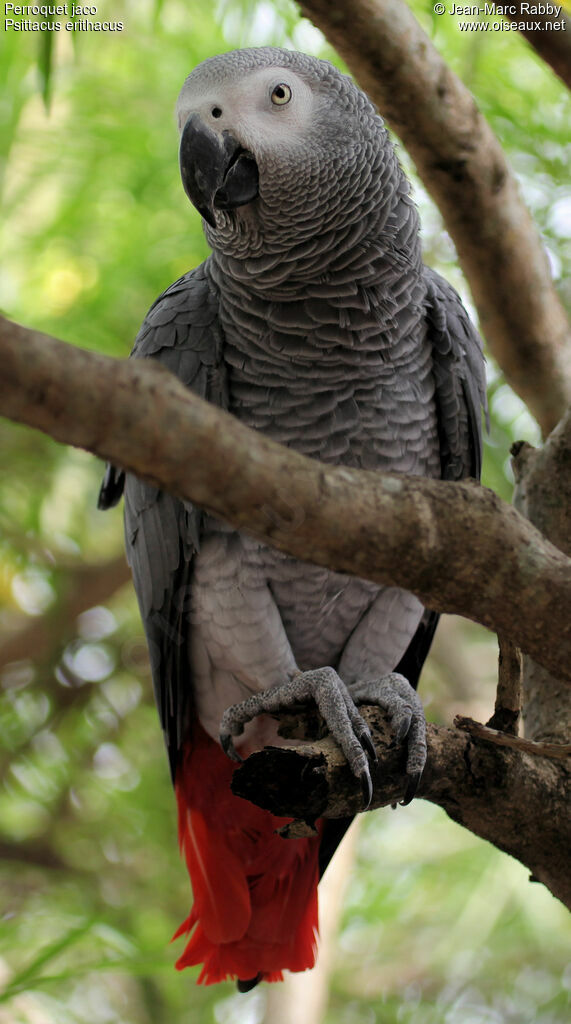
[0,918,97,1003]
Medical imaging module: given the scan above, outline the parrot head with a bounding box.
[175,48,386,246]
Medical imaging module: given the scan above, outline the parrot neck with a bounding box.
[206,126,420,292]
[206,196,424,359]
[209,196,421,295]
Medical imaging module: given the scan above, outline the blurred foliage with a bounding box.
[0,2,569,1022]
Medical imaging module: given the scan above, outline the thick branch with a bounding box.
[506,7,571,89]
[232,709,571,907]
[0,315,570,682]
[300,0,571,436]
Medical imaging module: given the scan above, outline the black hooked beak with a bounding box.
[179,113,259,228]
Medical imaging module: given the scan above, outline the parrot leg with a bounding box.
[219,668,426,808]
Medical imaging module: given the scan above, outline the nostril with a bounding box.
[211,106,222,119]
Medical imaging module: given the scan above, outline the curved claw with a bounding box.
[360,768,373,809]
[400,770,422,806]
[220,732,243,763]
[360,729,378,765]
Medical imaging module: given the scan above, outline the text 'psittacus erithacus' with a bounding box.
[99,47,487,991]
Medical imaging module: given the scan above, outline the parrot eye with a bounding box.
[270,83,292,106]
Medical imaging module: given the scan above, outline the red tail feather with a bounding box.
[173,723,322,985]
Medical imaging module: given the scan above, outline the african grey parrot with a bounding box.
[99,47,486,990]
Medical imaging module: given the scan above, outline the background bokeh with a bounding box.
[1,2,569,1021]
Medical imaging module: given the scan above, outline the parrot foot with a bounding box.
[350,672,427,805]
[219,667,425,810]
[220,667,376,807]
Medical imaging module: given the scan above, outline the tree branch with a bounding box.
[487,634,521,734]
[300,0,571,436]
[454,715,571,760]
[512,409,571,743]
[0,314,570,682]
[0,556,130,671]
[231,708,571,908]
[506,6,571,89]
[0,838,69,871]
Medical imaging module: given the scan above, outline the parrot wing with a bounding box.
[98,260,226,780]
[424,265,488,482]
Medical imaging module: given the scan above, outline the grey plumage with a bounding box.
[99,44,486,931]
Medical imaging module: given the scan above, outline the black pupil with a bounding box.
[274,87,285,100]
[212,106,222,118]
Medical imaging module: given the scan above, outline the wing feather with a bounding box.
[99,259,226,777]
[423,266,488,481]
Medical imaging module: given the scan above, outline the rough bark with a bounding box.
[487,634,521,734]
[1,314,570,683]
[299,0,571,436]
[232,707,571,909]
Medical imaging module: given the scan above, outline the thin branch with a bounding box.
[454,715,571,760]
[0,555,130,671]
[506,6,571,89]
[300,0,571,436]
[0,838,68,871]
[0,315,570,683]
[486,634,521,734]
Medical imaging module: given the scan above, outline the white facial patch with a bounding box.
[176,66,315,154]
